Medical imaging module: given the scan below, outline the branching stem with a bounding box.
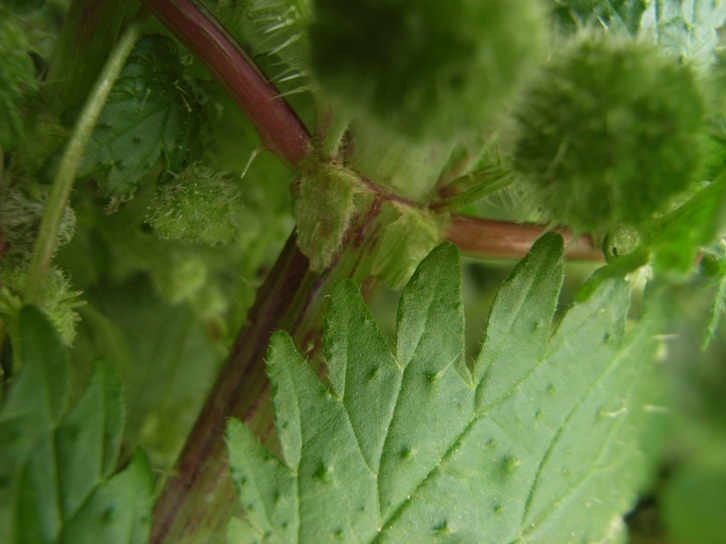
[24,10,148,304]
[141,0,602,265]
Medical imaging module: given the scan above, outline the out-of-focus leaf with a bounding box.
[641,0,726,68]
[663,462,726,544]
[699,242,726,350]
[59,450,154,544]
[227,233,665,543]
[0,306,153,544]
[2,0,45,14]
[0,14,38,150]
[78,35,201,197]
[71,279,223,470]
[647,175,726,277]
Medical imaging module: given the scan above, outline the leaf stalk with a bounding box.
[23,10,149,304]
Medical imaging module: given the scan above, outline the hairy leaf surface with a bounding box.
[227,233,664,543]
[641,0,726,67]
[78,35,200,197]
[553,0,649,35]
[0,306,154,544]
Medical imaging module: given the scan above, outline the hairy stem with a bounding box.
[151,202,385,544]
[139,0,312,167]
[24,10,148,305]
[447,215,603,262]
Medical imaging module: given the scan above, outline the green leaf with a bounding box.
[227,516,264,544]
[641,0,726,68]
[227,233,665,542]
[646,175,726,277]
[371,203,442,290]
[294,163,364,270]
[0,306,153,544]
[56,357,125,518]
[70,279,223,471]
[58,449,154,544]
[78,34,201,197]
[700,242,726,350]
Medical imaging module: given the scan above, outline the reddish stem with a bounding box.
[139,0,311,166]
[150,203,386,543]
[447,215,603,262]
[150,233,310,543]
[141,0,601,266]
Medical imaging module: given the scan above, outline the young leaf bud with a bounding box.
[0,265,82,346]
[294,163,364,271]
[372,202,443,289]
[514,37,708,233]
[309,0,545,141]
[602,224,642,263]
[146,163,244,246]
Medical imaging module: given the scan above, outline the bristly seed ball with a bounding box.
[309,0,545,142]
[146,163,244,246]
[513,37,708,232]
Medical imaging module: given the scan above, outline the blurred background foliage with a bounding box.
[1,0,726,542]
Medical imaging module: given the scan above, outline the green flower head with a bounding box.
[310,0,545,141]
[514,37,708,232]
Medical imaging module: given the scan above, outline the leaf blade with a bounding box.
[0,306,152,544]
[228,235,665,543]
[642,0,726,68]
[59,449,155,544]
[56,358,125,520]
[324,280,401,474]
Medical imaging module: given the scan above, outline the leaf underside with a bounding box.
[227,232,664,543]
[642,0,726,68]
[0,306,154,544]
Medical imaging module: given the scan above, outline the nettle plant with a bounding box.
[2,0,726,543]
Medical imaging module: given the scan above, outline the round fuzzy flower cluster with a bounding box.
[513,37,708,232]
[146,163,244,246]
[309,0,545,141]
[0,265,82,346]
